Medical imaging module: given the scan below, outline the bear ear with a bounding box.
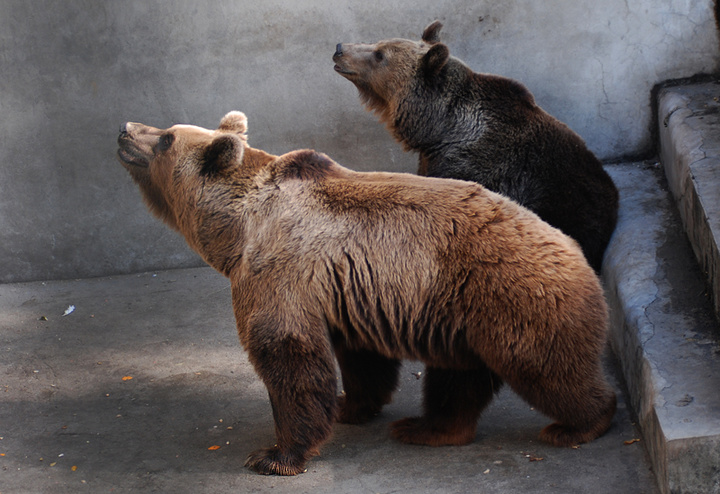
[420,43,450,80]
[200,134,244,177]
[421,21,443,44]
[218,111,248,141]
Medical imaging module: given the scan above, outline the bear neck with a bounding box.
[389,59,469,152]
[190,146,279,277]
[239,146,279,178]
[390,60,536,155]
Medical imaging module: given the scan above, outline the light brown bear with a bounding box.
[333,22,619,273]
[117,111,616,476]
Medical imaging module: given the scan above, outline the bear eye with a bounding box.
[373,50,385,62]
[156,133,175,153]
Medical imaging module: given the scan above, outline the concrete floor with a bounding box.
[1,267,658,493]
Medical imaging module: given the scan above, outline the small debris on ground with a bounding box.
[522,452,544,462]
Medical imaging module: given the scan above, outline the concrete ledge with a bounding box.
[604,163,720,494]
[658,81,720,320]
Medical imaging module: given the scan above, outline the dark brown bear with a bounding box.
[117,111,616,476]
[333,21,619,272]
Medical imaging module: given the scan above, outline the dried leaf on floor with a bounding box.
[522,452,544,462]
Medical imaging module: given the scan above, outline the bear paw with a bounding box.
[390,417,476,446]
[539,423,600,447]
[336,395,382,424]
[244,446,308,476]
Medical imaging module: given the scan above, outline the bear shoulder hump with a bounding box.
[274,150,348,182]
[499,77,535,105]
[473,72,536,106]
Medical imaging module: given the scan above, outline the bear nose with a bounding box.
[119,123,128,136]
[334,43,343,57]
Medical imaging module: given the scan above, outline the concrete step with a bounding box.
[658,80,720,320]
[603,162,720,494]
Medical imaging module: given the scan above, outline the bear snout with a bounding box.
[117,123,131,147]
[333,45,357,77]
[117,123,151,169]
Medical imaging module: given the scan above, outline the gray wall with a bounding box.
[1,0,718,283]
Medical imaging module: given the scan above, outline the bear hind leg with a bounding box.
[334,346,401,424]
[391,364,503,446]
[510,363,617,447]
[538,387,617,447]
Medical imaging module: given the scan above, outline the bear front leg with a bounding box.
[334,344,400,424]
[391,364,503,446]
[243,330,338,475]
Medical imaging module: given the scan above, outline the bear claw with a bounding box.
[244,447,307,476]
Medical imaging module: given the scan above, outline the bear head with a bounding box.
[117,112,249,232]
[333,21,450,123]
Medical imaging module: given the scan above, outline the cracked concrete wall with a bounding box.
[1,0,718,282]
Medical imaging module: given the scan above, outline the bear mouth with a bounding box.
[333,64,356,77]
[117,144,149,168]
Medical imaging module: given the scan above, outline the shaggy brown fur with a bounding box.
[333,22,619,272]
[117,112,616,476]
